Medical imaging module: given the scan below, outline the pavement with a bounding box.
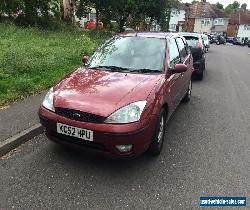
[1,45,250,209]
[0,92,45,142]
[0,92,45,155]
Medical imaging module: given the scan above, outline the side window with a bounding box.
[182,37,190,54]
[169,39,181,68]
[176,37,188,61]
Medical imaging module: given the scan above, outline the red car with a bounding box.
[39,33,194,157]
[86,19,104,30]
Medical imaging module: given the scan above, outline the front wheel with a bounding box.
[147,109,166,156]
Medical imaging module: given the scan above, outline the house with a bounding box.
[227,9,250,40]
[169,4,187,32]
[187,0,229,34]
[150,3,188,32]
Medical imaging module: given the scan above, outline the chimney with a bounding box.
[201,0,206,3]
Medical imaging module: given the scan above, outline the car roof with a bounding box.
[120,32,177,39]
[178,32,200,38]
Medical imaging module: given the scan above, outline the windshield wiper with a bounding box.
[89,65,130,72]
[128,69,163,73]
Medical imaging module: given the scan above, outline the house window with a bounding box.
[201,18,210,26]
[172,10,180,16]
[169,24,177,31]
[244,25,250,30]
[214,18,224,25]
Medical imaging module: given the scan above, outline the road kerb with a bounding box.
[0,124,44,157]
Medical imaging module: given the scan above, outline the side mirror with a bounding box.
[172,64,187,73]
[82,55,90,65]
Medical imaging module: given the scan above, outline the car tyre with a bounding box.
[197,71,204,80]
[182,80,192,103]
[147,109,166,156]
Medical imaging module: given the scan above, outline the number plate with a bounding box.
[57,123,93,141]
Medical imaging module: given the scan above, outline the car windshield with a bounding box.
[88,36,166,72]
[183,36,198,47]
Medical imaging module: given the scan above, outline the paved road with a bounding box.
[1,45,250,210]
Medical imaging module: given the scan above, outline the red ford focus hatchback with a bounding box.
[39,33,194,157]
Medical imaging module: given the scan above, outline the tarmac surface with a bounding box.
[0,92,45,142]
[1,45,250,209]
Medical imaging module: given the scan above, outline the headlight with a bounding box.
[42,88,55,112]
[105,101,147,124]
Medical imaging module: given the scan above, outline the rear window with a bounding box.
[183,36,198,48]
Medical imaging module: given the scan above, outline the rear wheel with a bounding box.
[147,109,166,156]
[197,71,204,80]
[197,62,205,80]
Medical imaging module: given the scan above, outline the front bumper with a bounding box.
[39,106,157,157]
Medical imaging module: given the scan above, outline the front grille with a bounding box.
[55,107,106,123]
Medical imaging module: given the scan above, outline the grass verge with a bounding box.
[0,23,110,106]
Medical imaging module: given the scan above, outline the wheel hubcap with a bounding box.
[158,116,164,143]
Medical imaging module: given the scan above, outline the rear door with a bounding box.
[175,37,192,98]
[167,38,183,108]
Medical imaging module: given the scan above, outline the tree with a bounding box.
[225,1,240,13]
[241,3,247,10]
[0,0,23,18]
[216,2,223,10]
[75,0,178,32]
[232,1,240,9]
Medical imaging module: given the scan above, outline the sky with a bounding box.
[181,0,250,9]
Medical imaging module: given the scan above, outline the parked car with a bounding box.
[201,34,210,52]
[233,37,243,45]
[179,32,205,80]
[215,35,226,45]
[248,40,250,48]
[86,19,104,30]
[226,37,235,44]
[209,35,218,44]
[242,37,249,46]
[39,33,194,157]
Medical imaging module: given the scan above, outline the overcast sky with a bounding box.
[181,0,250,8]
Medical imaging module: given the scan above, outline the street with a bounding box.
[1,45,250,209]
